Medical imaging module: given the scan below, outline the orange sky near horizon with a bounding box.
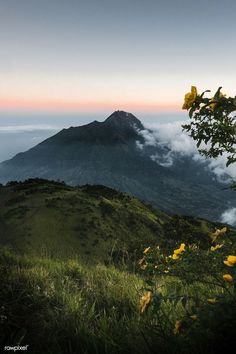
[0,97,182,113]
[1,0,235,118]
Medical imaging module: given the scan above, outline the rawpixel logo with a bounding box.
[4,345,29,352]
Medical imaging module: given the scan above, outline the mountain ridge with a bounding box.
[0,110,235,222]
[43,110,144,145]
[0,178,219,262]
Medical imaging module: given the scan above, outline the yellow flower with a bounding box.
[138,257,148,270]
[171,253,179,260]
[227,255,236,264]
[143,247,151,254]
[207,298,217,304]
[209,92,225,111]
[190,315,198,320]
[224,255,236,267]
[223,274,233,283]
[210,244,223,251]
[172,243,186,259]
[174,320,182,335]
[139,291,152,313]
[173,243,186,254]
[182,86,197,110]
[209,101,217,111]
[211,227,227,242]
[141,263,147,270]
[138,257,145,265]
[179,243,185,251]
[174,249,181,255]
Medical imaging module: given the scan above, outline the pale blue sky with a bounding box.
[0,0,235,111]
[0,0,235,160]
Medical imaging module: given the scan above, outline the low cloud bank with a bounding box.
[220,208,236,226]
[0,125,61,134]
[140,121,198,155]
[137,121,236,181]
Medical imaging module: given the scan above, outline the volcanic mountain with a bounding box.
[0,110,235,221]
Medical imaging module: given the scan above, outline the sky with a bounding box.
[0,0,236,162]
[0,0,236,114]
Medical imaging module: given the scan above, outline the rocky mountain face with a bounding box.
[0,110,235,221]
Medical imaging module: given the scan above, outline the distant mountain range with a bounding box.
[0,110,235,221]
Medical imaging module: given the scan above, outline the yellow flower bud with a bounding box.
[174,320,182,334]
[143,247,151,254]
[139,291,152,313]
[211,227,227,242]
[210,244,223,251]
[223,274,233,283]
[207,298,217,304]
[209,92,226,111]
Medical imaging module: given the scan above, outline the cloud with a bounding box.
[31,136,44,142]
[207,154,236,182]
[137,121,199,167]
[140,121,198,155]
[150,151,174,167]
[137,120,236,180]
[0,124,62,134]
[220,208,236,226]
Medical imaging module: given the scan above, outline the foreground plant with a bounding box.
[138,225,236,345]
[182,86,236,166]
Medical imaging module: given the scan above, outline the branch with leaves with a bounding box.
[182,86,236,166]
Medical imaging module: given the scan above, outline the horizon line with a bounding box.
[0,97,182,113]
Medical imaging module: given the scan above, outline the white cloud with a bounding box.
[0,125,61,134]
[151,151,173,167]
[139,128,158,147]
[31,136,43,142]
[140,121,198,155]
[136,140,144,150]
[220,208,236,226]
[137,121,236,180]
[207,154,236,182]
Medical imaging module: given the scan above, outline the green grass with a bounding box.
[0,179,218,264]
[1,180,236,353]
[0,180,171,261]
[1,247,236,354]
[0,248,145,354]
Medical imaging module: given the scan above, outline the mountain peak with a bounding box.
[32,110,144,147]
[105,110,144,130]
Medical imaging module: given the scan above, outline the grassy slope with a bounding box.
[1,179,235,354]
[0,179,169,261]
[0,249,144,354]
[1,248,235,354]
[0,179,218,263]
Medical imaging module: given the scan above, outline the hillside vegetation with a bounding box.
[1,244,236,354]
[1,179,236,354]
[0,178,216,263]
